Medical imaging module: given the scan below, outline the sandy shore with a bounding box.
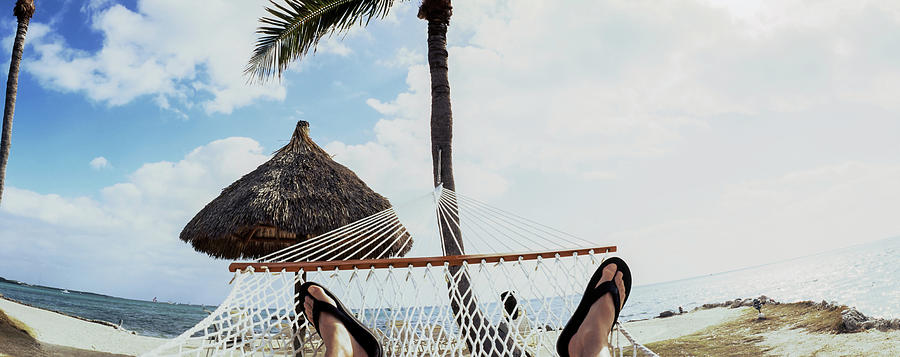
[2,298,743,357]
[3,295,898,356]
[620,307,746,344]
[0,297,167,356]
[759,326,900,356]
[627,303,900,356]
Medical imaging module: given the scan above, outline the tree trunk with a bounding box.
[420,1,525,356]
[0,0,34,205]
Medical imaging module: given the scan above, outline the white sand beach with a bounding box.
[4,295,899,356]
[620,307,746,344]
[623,304,900,356]
[3,295,743,356]
[759,326,900,356]
[0,297,167,356]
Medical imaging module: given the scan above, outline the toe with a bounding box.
[303,297,313,320]
[614,271,625,309]
[595,263,617,288]
[304,286,342,329]
[308,286,337,307]
[303,285,366,356]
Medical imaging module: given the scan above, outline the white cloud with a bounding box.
[22,1,289,115]
[580,171,617,181]
[326,1,721,198]
[323,0,900,189]
[0,137,270,303]
[317,38,353,57]
[614,162,900,284]
[89,156,110,170]
[320,0,900,285]
[81,0,115,14]
[377,47,422,68]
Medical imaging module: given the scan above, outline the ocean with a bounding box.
[0,282,214,338]
[622,235,900,322]
[1,236,897,338]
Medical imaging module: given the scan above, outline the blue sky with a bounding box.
[3,0,419,196]
[1,0,900,305]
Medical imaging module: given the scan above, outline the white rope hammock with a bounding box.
[144,187,657,356]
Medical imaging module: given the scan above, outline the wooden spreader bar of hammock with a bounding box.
[229,245,616,272]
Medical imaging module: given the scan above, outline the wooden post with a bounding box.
[293,272,306,356]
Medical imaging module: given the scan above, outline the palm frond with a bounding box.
[246,0,400,82]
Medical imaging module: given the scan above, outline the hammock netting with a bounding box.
[145,187,657,356]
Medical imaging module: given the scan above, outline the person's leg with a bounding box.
[567,263,626,357]
[302,285,369,357]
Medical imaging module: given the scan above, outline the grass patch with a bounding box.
[761,301,844,333]
[622,302,845,356]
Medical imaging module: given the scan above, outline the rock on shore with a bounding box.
[692,295,900,333]
[841,306,900,332]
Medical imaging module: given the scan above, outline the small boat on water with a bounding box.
[61,289,70,294]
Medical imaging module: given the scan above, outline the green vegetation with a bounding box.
[0,276,23,285]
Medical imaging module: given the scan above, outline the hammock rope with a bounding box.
[144,187,657,356]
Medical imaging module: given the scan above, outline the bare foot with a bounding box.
[303,286,368,357]
[568,263,627,357]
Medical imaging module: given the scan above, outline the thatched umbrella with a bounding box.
[180,120,410,261]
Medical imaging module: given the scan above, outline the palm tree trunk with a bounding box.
[420,1,525,356]
[0,0,35,205]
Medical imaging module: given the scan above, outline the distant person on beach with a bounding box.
[296,257,632,357]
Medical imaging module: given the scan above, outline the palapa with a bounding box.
[180,120,410,260]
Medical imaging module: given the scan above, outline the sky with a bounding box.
[0,0,899,305]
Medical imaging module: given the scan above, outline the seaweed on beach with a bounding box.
[0,309,42,356]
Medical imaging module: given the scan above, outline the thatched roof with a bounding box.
[180,121,410,260]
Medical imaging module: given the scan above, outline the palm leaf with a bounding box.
[246,0,400,82]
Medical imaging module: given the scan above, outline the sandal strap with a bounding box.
[556,258,631,357]
[304,285,382,357]
[311,299,343,330]
[592,280,622,322]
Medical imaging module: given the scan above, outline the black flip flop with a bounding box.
[298,282,383,357]
[556,257,632,357]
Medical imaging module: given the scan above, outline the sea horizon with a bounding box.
[2,235,898,338]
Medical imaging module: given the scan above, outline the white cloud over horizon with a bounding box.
[0,137,270,303]
[615,161,900,284]
[3,141,898,302]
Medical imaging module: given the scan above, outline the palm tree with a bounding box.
[0,0,35,205]
[246,1,523,355]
